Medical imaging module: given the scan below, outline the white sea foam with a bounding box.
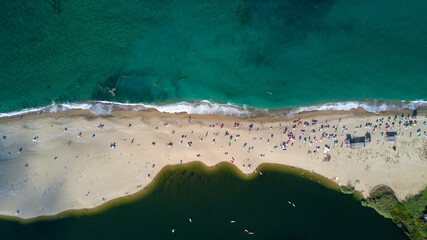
[143,100,251,116]
[0,100,425,119]
[0,102,93,119]
[0,106,47,119]
[286,100,427,117]
[0,100,251,118]
[88,103,113,115]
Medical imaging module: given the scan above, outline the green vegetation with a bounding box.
[362,185,427,240]
[340,184,355,195]
[361,185,399,218]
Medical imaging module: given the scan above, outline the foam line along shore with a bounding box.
[0,99,425,119]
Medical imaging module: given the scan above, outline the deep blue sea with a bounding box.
[0,0,426,116]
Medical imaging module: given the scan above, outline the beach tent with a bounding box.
[345,132,371,149]
[385,132,397,144]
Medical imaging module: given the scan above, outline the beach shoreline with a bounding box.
[0,161,348,224]
[0,108,426,219]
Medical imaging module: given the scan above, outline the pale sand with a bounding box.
[0,109,426,219]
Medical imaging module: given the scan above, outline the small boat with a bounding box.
[189,218,192,223]
[230,220,235,223]
[171,228,175,233]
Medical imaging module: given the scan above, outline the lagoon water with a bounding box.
[0,0,426,113]
[0,163,408,240]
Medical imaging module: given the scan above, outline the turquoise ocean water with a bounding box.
[0,0,426,114]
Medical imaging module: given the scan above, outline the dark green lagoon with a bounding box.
[0,163,407,240]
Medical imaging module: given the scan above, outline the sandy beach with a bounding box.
[0,108,426,219]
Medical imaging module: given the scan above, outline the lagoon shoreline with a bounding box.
[0,107,426,219]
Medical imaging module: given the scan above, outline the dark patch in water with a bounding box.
[93,72,170,103]
[43,0,64,14]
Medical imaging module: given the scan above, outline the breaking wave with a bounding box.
[0,100,425,119]
[0,100,251,118]
[286,100,427,117]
